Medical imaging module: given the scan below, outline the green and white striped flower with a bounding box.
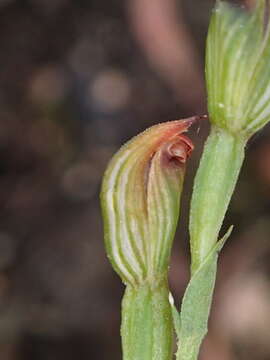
[101,118,197,360]
[206,0,270,137]
[101,118,195,286]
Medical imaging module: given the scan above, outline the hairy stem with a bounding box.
[190,126,245,272]
[177,127,246,360]
[121,278,173,360]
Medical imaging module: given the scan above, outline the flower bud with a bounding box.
[101,118,196,286]
[206,0,270,136]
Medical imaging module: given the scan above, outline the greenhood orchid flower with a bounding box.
[101,117,196,286]
[101,117,197,360]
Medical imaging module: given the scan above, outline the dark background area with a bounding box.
[0,0,270,359]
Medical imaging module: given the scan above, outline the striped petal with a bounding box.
[206,0,270,136]
[101,118,196,286]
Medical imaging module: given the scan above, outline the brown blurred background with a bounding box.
[0,0,270,359]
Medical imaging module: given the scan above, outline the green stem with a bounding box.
[121,278,173,360]
[190,126,246,272]
[176,342,200,360]
[176,241,220,360]
[177,127,246,360]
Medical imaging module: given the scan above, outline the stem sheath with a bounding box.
[177,127,246,360]
[190,127,246,272]
[121,279,173,360]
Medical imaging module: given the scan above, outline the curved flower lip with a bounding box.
[165,115,207,163]
[166,135,194,164]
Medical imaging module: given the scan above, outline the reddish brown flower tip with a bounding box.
[166,134,194,164]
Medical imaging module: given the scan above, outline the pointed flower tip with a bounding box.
[206,0,270,137]
[101,117,196,285]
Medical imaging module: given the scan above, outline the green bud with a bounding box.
[101,118,196,286]
[206,0,270,136]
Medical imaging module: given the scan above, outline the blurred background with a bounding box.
[0,0,270,359]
